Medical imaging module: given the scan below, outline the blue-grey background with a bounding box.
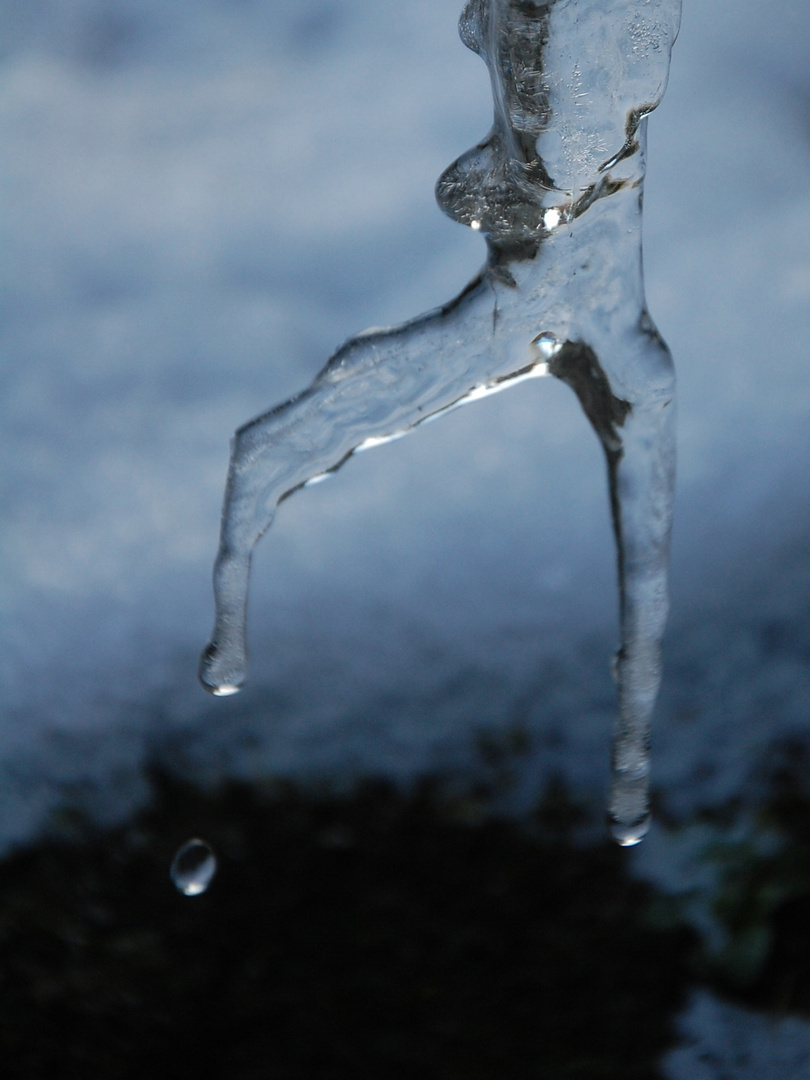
[2,0,810,853]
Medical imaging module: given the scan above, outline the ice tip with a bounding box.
[210,682,242,697]
[608,812,651,848]
[198,641,245,696]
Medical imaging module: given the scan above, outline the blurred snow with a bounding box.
[2,0,810,849]
[663,991,810,1080]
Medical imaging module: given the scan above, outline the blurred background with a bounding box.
[3,1,810,1074]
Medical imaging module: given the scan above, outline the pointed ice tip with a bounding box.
[608,813,651,847]
[617,834,643,848]
[198,642,245,696]
[199,670,244,696]
[211,683,242,697]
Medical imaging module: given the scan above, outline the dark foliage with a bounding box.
[708,740,810,1015]
[0,774,695,1079]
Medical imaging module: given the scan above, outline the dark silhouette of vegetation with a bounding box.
[0,772,695,1078]
[703,740,810,1015]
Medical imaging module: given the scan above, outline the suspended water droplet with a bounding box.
[609,815,650,847]
[532,331,563,360]
[199,641,245,698]
[171,838,217,896]
[609,755,652,847]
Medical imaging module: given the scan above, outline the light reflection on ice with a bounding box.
[543,208,562,231]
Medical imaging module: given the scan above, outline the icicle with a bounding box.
[200,0,681,844]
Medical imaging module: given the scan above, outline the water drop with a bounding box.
[532,331,563,360]
[609,815,651,847]
[171,838,217,896]
[199,640,246,698]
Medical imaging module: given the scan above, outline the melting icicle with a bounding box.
[200,0,681,844]
[171,838,218,896]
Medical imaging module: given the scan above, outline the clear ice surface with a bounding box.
[200,0,681,844]
[170,838,218,896]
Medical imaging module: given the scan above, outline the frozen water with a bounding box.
[200,0,681,843]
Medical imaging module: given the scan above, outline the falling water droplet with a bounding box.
[171,838,217,896]
[532,331,563,360]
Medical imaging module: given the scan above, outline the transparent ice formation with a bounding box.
[200,0,682,845]
[170,838,218,896]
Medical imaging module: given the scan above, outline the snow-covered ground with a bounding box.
[2,0,810,855]
[663,990,810,1080]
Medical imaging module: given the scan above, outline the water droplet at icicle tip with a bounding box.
[211,683,240,697]
[609,814,651,848]
[199,641,245,697]
[171,838,218,896]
